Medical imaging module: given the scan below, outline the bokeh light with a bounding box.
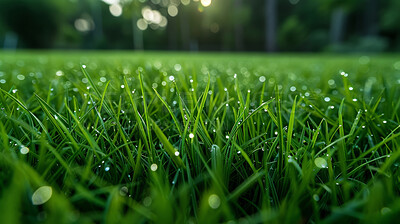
[109,4,123,17]
[137,18,148,30]
[181,0,190,5]
[74,18,93,32]
[201,0,211,7]
[168,5,178,17]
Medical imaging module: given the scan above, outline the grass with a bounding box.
[0,51,400,223]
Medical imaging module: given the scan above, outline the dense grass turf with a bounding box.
[1,51,400,223]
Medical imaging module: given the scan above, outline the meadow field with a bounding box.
[1,51,400,223]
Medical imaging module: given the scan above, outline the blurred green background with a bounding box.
[0,0,399,52]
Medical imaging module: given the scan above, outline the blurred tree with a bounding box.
[319,0,361,47]
[381,0,400,50]
[0,0,70,48]
[278,16,307,51]
[265,0,277,52]
[0,0,398,52]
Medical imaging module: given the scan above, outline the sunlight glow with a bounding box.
[102,0,120,4]
[201,0,211,7]
[139,6,168,30]
[181,0,190,5]
[109,4,123,17]
[137,18,148,30]
[168,5,178,17]
[74,18,92,32]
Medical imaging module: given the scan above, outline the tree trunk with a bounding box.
[168,17,178,50]
[180,9,190,51]
[330,7,347,44]
[265,0,277,52]
[91,1,103,42]
[132,13,143,50]
[365,0,378,36]
[234,0,244,51]
[3,32,18,49]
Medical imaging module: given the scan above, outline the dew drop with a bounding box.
[56,70,64,77]
[32,186,52,205]
[208,194,221,209]
[150,164,158,171]
[143,197,152,207]
[119,186,128,196]
[20,146,29,154]
[17,74,25,80]
[314,157,328,169]
[381,207,391,215]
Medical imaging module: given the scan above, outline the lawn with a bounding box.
[1,51,400,223]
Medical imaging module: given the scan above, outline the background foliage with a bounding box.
[0,0,399,52]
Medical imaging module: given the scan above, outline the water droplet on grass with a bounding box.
[314,157,328,169]
[211,144,219,152]
[32,186,52,205]
[119,186,128,196]
[150,164,158,171]
[174,64,181,71]
[208,194,221,209]
[20,146,29,154]
[56,70,64,77]
[189,133,194,138]
[143,197,152,207]
[381,207,391,215]
[17,74,25,80]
